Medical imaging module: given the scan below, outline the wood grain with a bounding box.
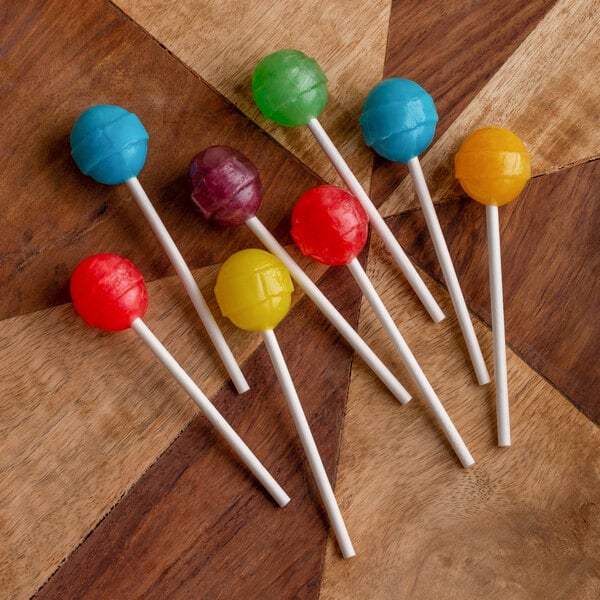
[379,0,600,216]
[0,0,321,321]
[390,160,600,423]
[370,0,555,206]
[319,237,600,600]
[112,0,392,190]
[34,261,364,600]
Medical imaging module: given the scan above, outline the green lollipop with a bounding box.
[252,49,328,127]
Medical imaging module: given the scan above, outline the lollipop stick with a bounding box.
[486,205,510,446]
[125,177,249,394]
[347,259,474,467]
[130,318,289,506]
[261,329,355,558]
[406,157,490,386]
[246,216,411,404]
[306,118,444,324]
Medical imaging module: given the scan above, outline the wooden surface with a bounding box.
[320,263,600,600]
[379,0,600,215]
[0,0,598,598]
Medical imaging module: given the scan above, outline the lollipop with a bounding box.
[252,50,444,323]
[188,144,262,227]
[455,127,531,446]
[292,186,474,467]
[360,79,490,386]
[70,105,248,394]
[215,248,355,559]
[70,253,289,506]
[188,145,410,405]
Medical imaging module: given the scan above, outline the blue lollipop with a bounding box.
[69,104,249,394]
[359,79,490,386]
[71,105,148,185]
[359,79,438,163]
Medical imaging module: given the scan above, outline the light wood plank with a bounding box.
[112,0,392,190]
[319,233,600,599]
[379,0,600,216]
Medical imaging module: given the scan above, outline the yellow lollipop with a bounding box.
[215,248,294,331]
[214,248,355,559]
[455,127,531,447]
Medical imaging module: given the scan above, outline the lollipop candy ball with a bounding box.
[291,185,368,266]
[359,79,438,163]
[188,146,262,227]
[215,249,294,331]
[70,254,148,332]
[455,127,531,206]
[70,104,149,185]
[252,49,328,127]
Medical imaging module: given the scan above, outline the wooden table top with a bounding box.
[2,1,598,598]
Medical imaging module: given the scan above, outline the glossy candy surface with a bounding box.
[359,79,438,163]
[70,104,149,185]
[455,127,531,206]
[70,253,148,332]
[291,185,368,266]
[252,49,328,127]
[188,146,262,226]
[214,249,294,331]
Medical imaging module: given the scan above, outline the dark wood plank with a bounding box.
[389,160,600,423]
[369,0,556,206]
[0,0,320,321]
[35,262,363,599]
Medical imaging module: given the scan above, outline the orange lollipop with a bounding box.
[456,127,531,446]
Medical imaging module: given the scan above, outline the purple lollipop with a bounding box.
[188,146,262,226]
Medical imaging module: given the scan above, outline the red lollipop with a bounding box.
[291,185,368,265]
[71,254,148,331]
[290,187,474,467]
[69,253,289,505]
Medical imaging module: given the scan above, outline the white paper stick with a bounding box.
[130,318,290,506]
[347,259,474,467]
[406,157,490,386]
[407,157,490,385]
[125,177,249,394]
[486,205,510,446]
[307,118,445,324]
[262,329,355,558]
[246,216,411,404]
